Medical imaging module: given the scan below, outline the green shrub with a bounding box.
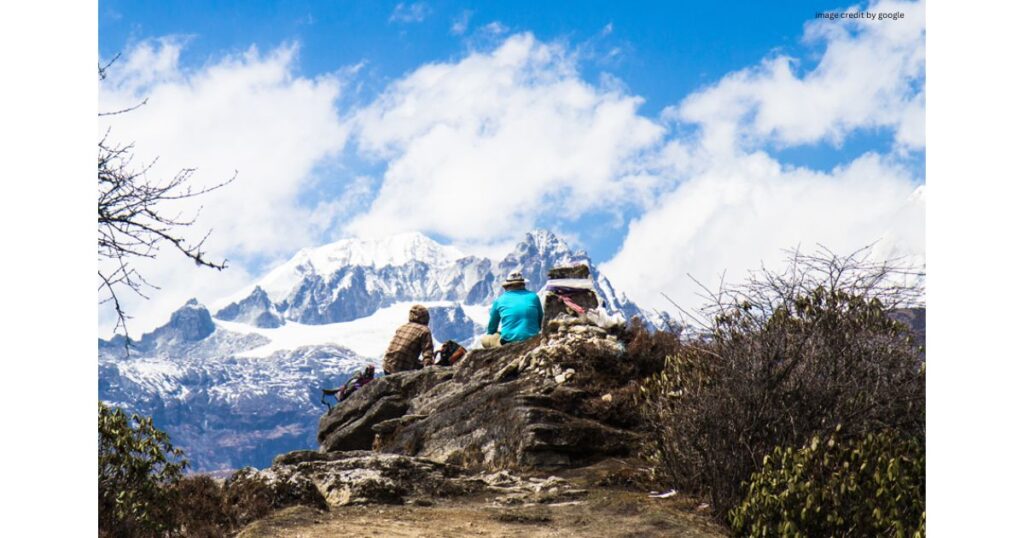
[730,429,925,538]
[98,402,188,537]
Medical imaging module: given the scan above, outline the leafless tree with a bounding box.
[98,57,234,343]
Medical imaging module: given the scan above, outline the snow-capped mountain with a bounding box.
[99,301,367,471]
[215,229,643,326]
[98,230,652,471]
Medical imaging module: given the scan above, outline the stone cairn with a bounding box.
[541,264,599,332]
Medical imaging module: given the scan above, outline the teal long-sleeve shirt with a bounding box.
[487,289,543,342]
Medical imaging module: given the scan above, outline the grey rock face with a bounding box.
[229,449,585,511]
[99,309,366,472]
[890,307,926,348]
[214,286,284,328]
[317,322,640,471]
[139,298,216,348]
[426,304,479,345]
[215,230,650,329]
[319,368,454,453]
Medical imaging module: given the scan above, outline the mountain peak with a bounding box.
[510,229,582,262]
[138,299,216,346]
[297,232,465,272]
[214,286,283,328]
[209,228,645,329]
[252,232,467,301]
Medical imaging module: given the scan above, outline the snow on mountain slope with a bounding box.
[251,232,467,302]
[214,229,647,327]
[99,230,654,471]
[217,301,483,359]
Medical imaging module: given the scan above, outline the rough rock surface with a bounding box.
[225,450,587,512]
[214,286,285,328]
[318,316,638,470]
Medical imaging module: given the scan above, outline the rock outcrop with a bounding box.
[318,314,641,471]
[225,450,586,512]
[214,286,285,328]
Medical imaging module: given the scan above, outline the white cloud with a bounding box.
[344,33,664,242]
[99,39,351,336]
[390,2,430,24]
[600,153,924,312]
[602,0,926,313]
[98,0,926,334]
[671,0,924,155]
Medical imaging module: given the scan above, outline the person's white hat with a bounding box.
[502,271,527,288]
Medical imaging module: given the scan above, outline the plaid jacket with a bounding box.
[383,321,434,373]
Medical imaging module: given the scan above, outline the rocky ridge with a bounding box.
[317,315,640,470]
[223,309,663,532]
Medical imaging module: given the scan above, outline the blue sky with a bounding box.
[100,1,905,179]
[98,0,925,332]
[102,1,827,112]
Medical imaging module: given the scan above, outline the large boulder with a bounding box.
[318,367,455,452]
[317,317,641,471]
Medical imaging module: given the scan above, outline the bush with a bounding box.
[98,403,302,536]
[168,475,230,537]
[730,429,925,537]
[623,317,683,379]
[557,321,680,430]
[98,402,188,537]
[639,248,925,516]
[222,469,278,529]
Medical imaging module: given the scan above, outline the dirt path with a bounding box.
[237,488,727,537]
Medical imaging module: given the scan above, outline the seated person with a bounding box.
[383,304,435,374]
[321,364,376,408]
[339,364,375,401]
[482,272,543,348]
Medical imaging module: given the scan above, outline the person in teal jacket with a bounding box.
[482,271,543,347]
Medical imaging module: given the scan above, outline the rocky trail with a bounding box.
[234,457,725,537]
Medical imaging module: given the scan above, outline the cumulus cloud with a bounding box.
[671,0,924,155]
[99,39,350,335]
[344,33,664,243]
[601,0,926,312]
[600,153,924,310]
[99,0,926,333]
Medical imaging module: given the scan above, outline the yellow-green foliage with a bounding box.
[730,429,925,538]
[98,402,188,537]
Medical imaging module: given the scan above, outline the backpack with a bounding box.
[434,340,467,366]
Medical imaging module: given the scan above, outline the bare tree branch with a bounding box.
[98,55,235,349]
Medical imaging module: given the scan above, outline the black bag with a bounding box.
[434,340,467,366]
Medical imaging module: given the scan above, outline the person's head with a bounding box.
[409,304,430,324]
[501,271,528,291]
[363,364,376,378]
